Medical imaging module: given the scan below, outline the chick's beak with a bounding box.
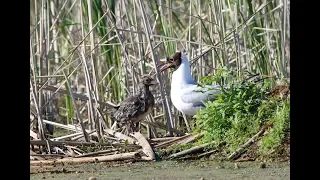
[150,80,158,85]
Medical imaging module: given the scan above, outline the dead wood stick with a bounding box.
[104,129,136,144]
[42,120,98,141]
[71,130,97,141]
[140,156,154,161]
[153,113,165,120]
[227,124,270,161]
[74,149,118,158]
[131,132,155,160]
[30,150,45,160]
[168,142,212,159]
[111,143,141,149]
[148,137,181,142]
[174,132,204,146]
[50,132,83,141]
[42,120,79,131]
[31,154,67,157]
[53,147,67,155]
[30,130,38,140]
[30,152,138,166]
[51,130,95,141]
[197,149,218,158]
[104,136,119,141]
[154,134,193,149]
[30,140,96,146]
[65,145,85,154]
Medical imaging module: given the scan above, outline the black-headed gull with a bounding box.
[159,51,221,116]
[112,75,157,134]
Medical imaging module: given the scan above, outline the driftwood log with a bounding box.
[168,142,212,159]
[149,137,180,142]
[154,134,193,149]
[131,132,155,160]
[30,140,96,146]
[30,152,139,166]
[74,149,118,158]
[171,132,204,146]
[104,129,136,144]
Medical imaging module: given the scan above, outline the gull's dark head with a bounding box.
[158,52,182,72]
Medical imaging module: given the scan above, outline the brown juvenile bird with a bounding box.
[112,75,157,134]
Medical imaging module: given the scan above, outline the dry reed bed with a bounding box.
[30,0,290,168]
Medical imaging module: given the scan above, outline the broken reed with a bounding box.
[30,0,290,137]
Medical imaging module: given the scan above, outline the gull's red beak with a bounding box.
[157,61,174,72]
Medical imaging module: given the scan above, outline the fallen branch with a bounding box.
[50,132,83,141]
[51,130,95,141]
[140,156,154,161]
[30,152,139,166]
[168,142,212,159]
[43,121,135,144]
[30,154,67,158]
[131,132,155,160]
[148,137,181,142]
[172,132,204,146]
[111,143,141,149]
[104,129,136,144]
[197,149,218,158]
[71,130,97,141]
[30,130,38,140]
[227,124,271,161]
[30,150,45,160]
[30,140,96,146]
[74,149,118,158]
[154,134,193,149]
[42,120,80,131]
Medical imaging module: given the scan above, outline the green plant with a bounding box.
[195,71,289,154]
[259,99,290,154]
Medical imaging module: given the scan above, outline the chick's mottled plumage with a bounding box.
[112,75,156,133]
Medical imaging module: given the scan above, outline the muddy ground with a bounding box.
[30,159,289,180]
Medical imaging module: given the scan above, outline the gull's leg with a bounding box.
[124,124,131,135]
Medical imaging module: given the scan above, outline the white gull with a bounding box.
[159,51,221,116]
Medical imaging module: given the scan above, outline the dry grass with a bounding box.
[30,0,290,140]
